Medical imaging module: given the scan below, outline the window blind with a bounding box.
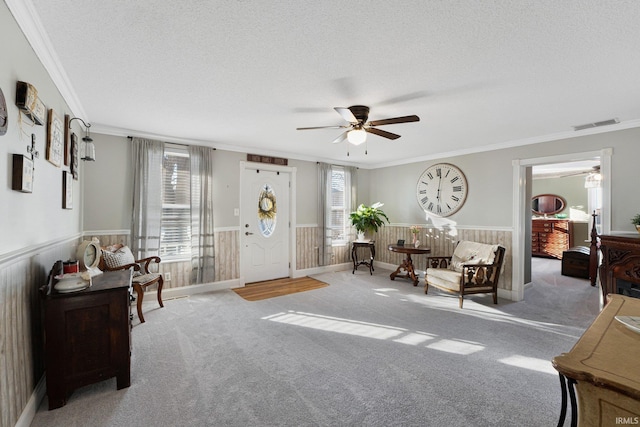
[161,146,191,258]
[330,167,348,242]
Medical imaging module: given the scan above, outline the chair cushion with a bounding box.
[102,246,136,269]
[426,268,461,291]
[132,273,162,284]
[450,241,498,272]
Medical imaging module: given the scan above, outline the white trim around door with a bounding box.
[238,161,297,286]
[511,148,612,302]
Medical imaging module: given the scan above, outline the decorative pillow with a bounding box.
[448,241,498,272]
[102,246,136,269]
[450,252,478,272]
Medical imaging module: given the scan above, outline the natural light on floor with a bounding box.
[498,355,557,375]
[372,288,583,340]
[262,311,485,355]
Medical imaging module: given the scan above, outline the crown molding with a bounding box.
[6,0,87,119]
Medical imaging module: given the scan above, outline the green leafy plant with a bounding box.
[349,202,390,234]
[631,214,640,226]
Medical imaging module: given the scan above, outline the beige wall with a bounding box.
[368,128,639,234]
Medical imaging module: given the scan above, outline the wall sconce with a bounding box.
[69,117,96,161]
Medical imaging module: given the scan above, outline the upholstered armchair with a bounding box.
[99,244,164,323]
[424,241,506,308]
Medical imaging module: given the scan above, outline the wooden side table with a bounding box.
[388,244,431,285]
[352,241,375,275]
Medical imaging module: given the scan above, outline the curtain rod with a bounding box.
[127,136,216,149]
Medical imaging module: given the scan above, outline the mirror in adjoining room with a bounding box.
[531,194,566,216]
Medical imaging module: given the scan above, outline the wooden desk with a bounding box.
[388,245,431,286]
[352,241,375,275]
[41,266,132,409]
[552,294,640,426]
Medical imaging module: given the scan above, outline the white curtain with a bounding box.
[317,162,332,266]
[317,164,358,266]
[189,145,216,284]
[131,137,164,259]
[345,165,358,242]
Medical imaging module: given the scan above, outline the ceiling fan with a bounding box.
[560,165,600,178]
[296,105,420,147]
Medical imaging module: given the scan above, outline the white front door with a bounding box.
[241,166,290,284]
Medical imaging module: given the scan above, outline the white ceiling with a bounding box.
[9,0,640,168]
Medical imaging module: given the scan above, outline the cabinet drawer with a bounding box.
[532,222,554,232]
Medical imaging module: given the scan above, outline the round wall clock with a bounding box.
[416,163,468,217]
[0,87,7,136]
[76,239,101,270]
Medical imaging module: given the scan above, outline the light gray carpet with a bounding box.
[30,258,599,427]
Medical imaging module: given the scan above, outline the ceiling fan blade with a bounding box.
[296,125,347,130]
[366,127,401,140]
[334,107,358,123]
[368,115,420,126]
[332,131,348,144]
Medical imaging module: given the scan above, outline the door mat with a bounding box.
[232,277,329,301]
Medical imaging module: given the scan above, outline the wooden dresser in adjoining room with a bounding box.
[532,218,574,259]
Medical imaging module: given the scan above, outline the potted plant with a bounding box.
[632,214,640,233]
[350,202,390,241]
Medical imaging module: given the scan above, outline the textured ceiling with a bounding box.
[9,0,640,168]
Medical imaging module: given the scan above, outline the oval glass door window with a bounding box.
[257,184,277,237]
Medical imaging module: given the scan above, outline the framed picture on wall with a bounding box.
[70,133,79,180]
[64,114,71,166]
[46,109,63,167]
[12,154,33,193]
[63,171,72,209]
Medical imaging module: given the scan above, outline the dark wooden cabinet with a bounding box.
[532,219,574,259]
[41,269,132,409]
[598,233,640,303]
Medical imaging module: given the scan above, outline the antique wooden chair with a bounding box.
[99,244,164,323]
[424,241,506,308]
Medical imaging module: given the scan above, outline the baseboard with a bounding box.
[148,278,242,300]
[498,287,518,301]
[292,263,352,278]
[16,375,46,427]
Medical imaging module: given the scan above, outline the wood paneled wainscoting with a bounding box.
[88,229,241,289]
[294,225,511,292]
[0,237,79,427]
[296,226,352,270]
[372,225,513,292]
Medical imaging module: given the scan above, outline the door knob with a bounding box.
[245,232,254,236]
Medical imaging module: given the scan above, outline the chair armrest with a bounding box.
[135,256,162,275]
[426,256,452,269]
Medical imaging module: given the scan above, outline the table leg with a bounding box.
[351,244,357,274]
[556,374,568,427]
[405,254,418,285]
[390,254,418,285]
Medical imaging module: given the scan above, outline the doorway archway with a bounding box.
[511,148,612,301]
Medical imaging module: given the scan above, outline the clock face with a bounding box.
[85,244,97,267]
[76,240,101,270]
[416,163,468,217]
[0,88,7,135]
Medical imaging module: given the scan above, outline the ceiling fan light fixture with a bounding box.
[347,128,367,145]
[584,171,602,188]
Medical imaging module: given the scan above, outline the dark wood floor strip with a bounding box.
[232,277,329,301]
